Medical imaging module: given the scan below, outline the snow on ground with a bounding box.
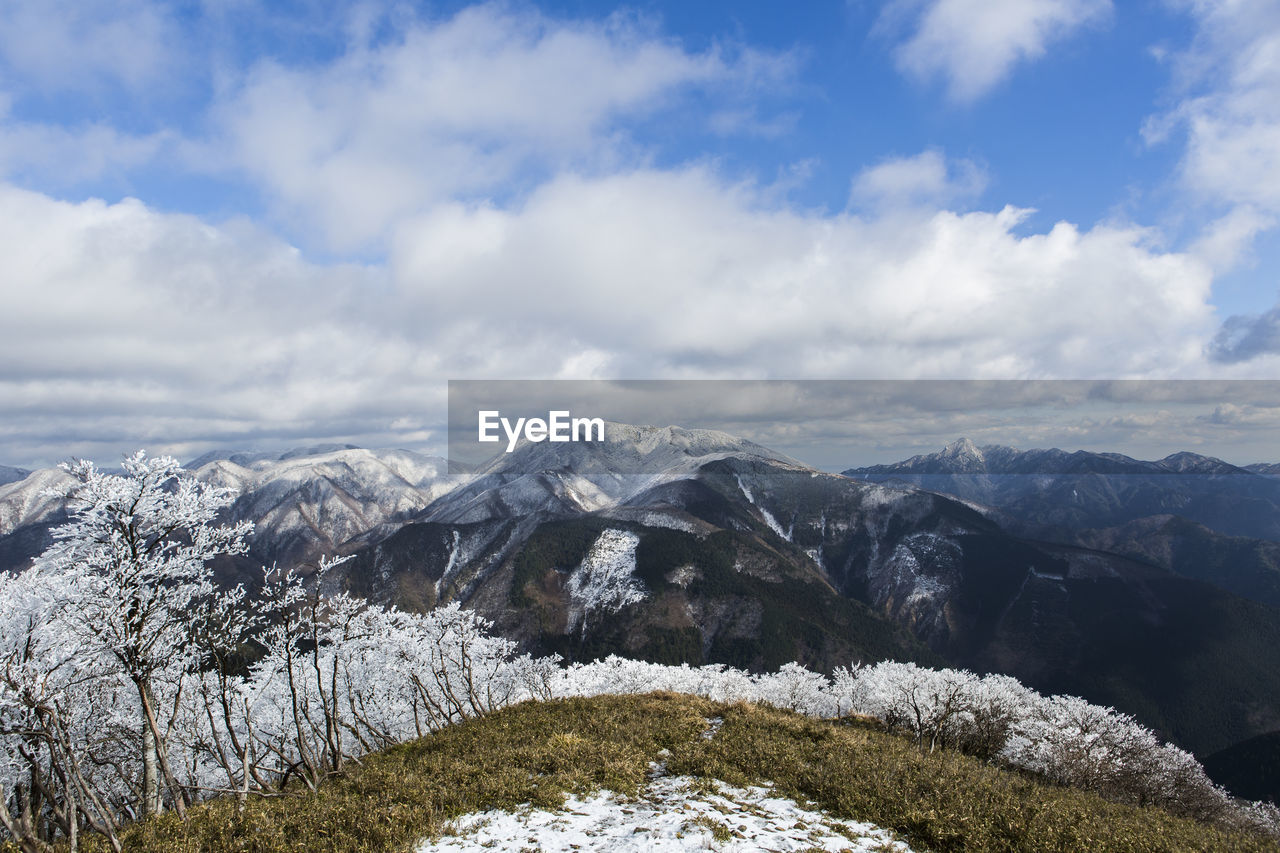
[418,774,914,853]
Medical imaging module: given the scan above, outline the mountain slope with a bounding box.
[1204,731,1280,803]
[1076,514,1280,608]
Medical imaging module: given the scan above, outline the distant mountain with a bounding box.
[341,425,933,672]
[0,467,74,576]
[418,423,801,524]
[0,465,29,487]
[1248,463,1280,476]
[195,446,457,569]
[0,446,460,575]
[1075,515,1280,608]
[185,443,363,469]
[844,439,1280,542]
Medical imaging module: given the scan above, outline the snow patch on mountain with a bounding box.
[566,529,645,633]
[434,530,464,600]
[734,474,790,541]
[419,775,913,852]
[604,508,703,534]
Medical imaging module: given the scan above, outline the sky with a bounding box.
[2,0,1280,468]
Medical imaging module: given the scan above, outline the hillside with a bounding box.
[105,693,1274,853]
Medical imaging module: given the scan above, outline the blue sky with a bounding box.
[1,0,1279,466]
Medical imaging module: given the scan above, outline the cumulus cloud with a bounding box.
[877,0,1111,102]
[0,0,178,93]
[0,163,1223,464]
[210,3,792,250]
[851,149,987,210]
[1148,0,1280,215]
[0,115,170,186]
[393,167,1217,380]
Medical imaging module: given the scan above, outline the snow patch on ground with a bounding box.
[566,529,645,633]
[419,775,914,853]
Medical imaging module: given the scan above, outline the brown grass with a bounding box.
[48,693,1277,853]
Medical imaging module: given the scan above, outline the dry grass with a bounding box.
[48,693,1277,853]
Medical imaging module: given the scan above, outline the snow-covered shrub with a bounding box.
[834,661,983,753]
[751,662,836,717]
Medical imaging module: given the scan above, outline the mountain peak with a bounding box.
[942,437,984,460]
[1157,451,1246,475]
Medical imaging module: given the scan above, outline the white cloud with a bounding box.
[1149,1,1280,218]
[1189,205,1275,272]
[0,0,178,93]
[878,0,1112,102]
[0,165,1227,464]
[0,114,170,186]
[1146,1,1280,360]
[211,3,791,251]
[392,167,1216,380]
[851,149,987,210]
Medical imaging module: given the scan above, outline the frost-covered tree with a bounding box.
[33,453,251,819]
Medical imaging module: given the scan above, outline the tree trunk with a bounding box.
[140,715,161,818]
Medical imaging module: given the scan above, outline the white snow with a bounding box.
[734,475,790,541]
[565,529,645,632]
[434,530,464,600]
[419,775,913,853]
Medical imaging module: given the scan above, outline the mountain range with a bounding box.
[3,431,1280,795]
[844,439,1280,608]
[844,438,1280,542]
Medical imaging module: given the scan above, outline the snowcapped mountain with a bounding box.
[421,422,802,524]
[0,446,461,574]
[0,467,75,574]
[194,446,459,568]
[845,440,1280,542]
[0,467,74,538]
[0,465,29,487]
